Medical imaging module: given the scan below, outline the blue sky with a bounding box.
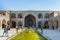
[0,0,60,10]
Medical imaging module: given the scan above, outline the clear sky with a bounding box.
[0,0,60,10]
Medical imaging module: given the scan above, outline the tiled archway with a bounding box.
[25,14,36,28]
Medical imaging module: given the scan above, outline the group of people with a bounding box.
[2,24,10,37]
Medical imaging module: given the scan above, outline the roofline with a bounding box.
[0,10,60,12]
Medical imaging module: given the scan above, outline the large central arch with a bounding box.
[25,14,36,28]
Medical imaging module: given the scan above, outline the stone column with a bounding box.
[48,20,51,29]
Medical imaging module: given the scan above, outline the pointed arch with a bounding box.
[25,14,36,28]
[38,13,43,18]
[18,13,22,18]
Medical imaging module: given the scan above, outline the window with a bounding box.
[45,13,49,18]
[11,13,16,18]
[38,13,43,18]
[18,13,22,18]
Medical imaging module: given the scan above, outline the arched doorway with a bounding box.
[25,14,36,28]
[12,21,16,28]
[2,19,6,28]
[44,21,49,28]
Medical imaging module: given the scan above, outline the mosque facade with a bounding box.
[0,10,60,30]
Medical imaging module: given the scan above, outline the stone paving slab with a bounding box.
[1,28,60,40]
[37,29,60,40]
[0,37,7,40]
[0,29,16,40]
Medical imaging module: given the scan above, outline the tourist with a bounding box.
[52,25,54,30]
[41,26,43,34]
[6,25,10,36]
[32,25,35,29]
[2,25,7,37]
[16,26,19,33]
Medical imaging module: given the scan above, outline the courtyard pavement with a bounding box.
[0,29,17,40]
[0,28,60,40]
[37,29,60,40]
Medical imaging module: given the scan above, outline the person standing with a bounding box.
[41,26,43,34]
[2,25,7,37]
[16,26,19,33]
[52,25,54,30]
[6,25,10,36]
